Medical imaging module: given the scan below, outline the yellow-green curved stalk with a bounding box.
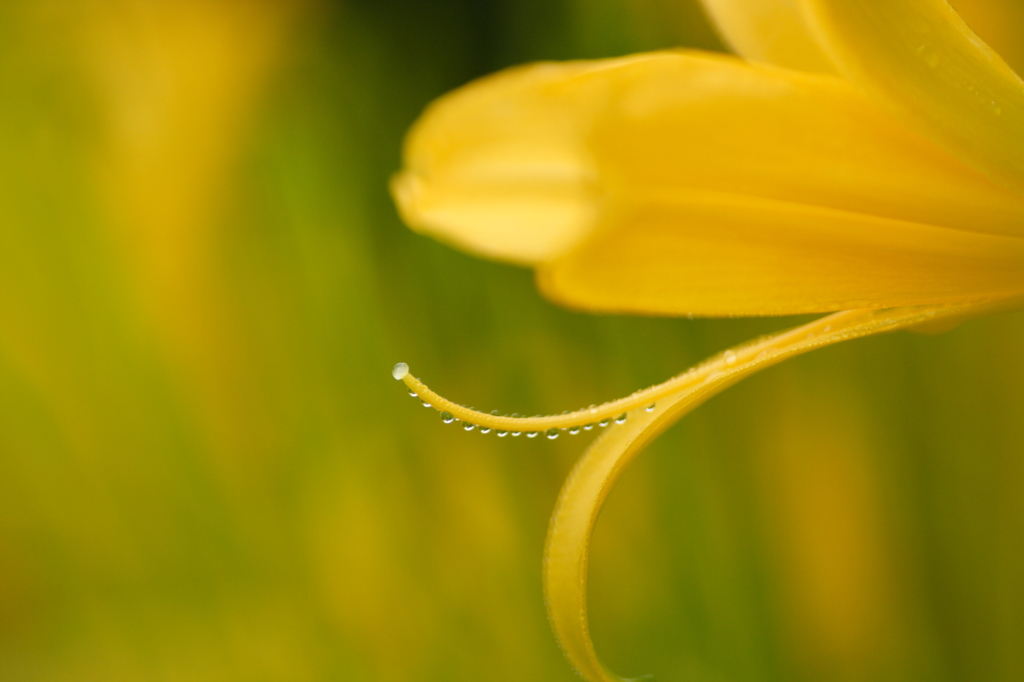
[541,299,1014,682]
[397,309,923,433]
[393,297,1019,682]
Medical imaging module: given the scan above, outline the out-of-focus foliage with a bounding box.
[0,1,1022,681]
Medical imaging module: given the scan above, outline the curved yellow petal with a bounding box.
[700,0,836,73]
[804,0,1024,192]
[394,51,1024,279]
[545,302,1011,682]
[539,193,1024,316]
[591,52,1024,241]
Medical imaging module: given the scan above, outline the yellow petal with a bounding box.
[539,193,1024,316]
[394,52,1024,280]
[951,0,1024,76]
[805,0,1024,192]
[700,0,836,73]
[590,51,1024,242]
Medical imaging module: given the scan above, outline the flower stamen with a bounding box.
[541,298,1019,682]
[392,299,1017,436]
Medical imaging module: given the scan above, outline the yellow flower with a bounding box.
[391,1,1024,680]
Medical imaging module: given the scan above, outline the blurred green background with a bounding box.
[1,1,1023,680]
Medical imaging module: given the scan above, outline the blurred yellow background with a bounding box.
[1,1,1023,680]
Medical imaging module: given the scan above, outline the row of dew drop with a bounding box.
[406,387,654,439]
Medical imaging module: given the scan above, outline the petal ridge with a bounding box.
[804,0,1024,192]
[538,190,1024,317]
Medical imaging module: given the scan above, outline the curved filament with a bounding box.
[396,312,856,432]
[541,299,1011,682]
[394,299,1012,434]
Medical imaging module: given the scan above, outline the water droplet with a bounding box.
[496,430,508,437]
[568,426,581,435]
[463,423,476,432]
[598,418,611,427]
[421,400,432,408]
[823,325,832,333]
[645,403,656,412]
[545,428,559,440]
[408,389,418,398]
[920,45,940,67]
[479,426,491,434]
[392,362,409,380]
[511,430,522,437]
[583,423,595,431]
[440,412,455,424]
[614,413,627,424]
[526,431,539,439]
[723,350,737,365]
